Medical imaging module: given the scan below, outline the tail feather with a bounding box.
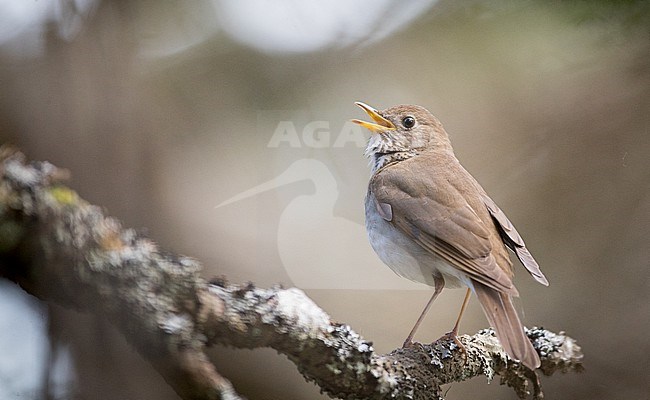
[474,281,540,369]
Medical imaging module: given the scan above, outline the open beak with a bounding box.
[351,102,396,132]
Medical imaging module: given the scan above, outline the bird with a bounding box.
[352,101,549,369]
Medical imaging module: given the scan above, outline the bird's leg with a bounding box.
[438,287,472,361]
[450,287,471,336]
[403,275,444,348]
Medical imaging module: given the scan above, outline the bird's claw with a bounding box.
[437,331,468,364]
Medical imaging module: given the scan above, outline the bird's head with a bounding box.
[352,102,452,172]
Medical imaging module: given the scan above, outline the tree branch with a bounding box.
[0,147,583,400]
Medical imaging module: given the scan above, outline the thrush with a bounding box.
[352,102,549,369]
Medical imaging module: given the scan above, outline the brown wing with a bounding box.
[370,165,518,296]
[482,194,549,286]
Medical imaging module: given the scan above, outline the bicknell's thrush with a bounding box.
[352,102,549,369]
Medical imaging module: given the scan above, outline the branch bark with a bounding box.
[0,147,583,400]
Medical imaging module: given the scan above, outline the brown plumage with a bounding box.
[353,102,548,369]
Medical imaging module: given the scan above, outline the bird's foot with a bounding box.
[437,330,467,364]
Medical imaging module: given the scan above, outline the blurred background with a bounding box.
[1,0,649,399]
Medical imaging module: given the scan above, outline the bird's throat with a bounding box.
[371,150,417,174]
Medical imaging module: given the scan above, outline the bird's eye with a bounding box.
[402,116,415,129]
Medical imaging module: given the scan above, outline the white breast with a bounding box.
[365,192,471,290]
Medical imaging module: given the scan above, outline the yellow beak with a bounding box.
[351,102,396,132]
